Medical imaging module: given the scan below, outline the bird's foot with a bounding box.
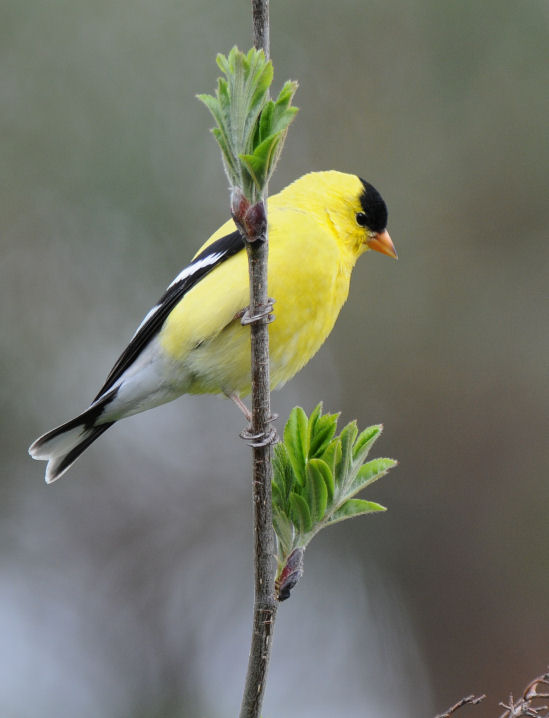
[228,393,279,446]
[240,298,276,325]
[239,424,279,447]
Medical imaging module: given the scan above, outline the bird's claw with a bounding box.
[239,424,279,447]
[240,298,276,326]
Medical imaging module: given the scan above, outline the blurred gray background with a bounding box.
[1,0,548,716]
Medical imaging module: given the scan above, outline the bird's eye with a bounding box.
[356,212,368,227]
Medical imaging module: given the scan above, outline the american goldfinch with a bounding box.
[29,170,396,483]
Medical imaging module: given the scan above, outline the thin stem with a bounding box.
[239,2,277,718]
[238,216,277,718]
[251,0,270,55]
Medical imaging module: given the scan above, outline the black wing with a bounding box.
[93,230,245,401]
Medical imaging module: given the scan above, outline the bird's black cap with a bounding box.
[358,178,388,233]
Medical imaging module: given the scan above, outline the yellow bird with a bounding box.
[29,171,397,482]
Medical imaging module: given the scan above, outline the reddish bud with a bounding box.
[276,548,304,601]
[244,201,267,242]
[231,190,267,243]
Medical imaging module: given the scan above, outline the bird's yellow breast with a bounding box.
[160,172,366,396]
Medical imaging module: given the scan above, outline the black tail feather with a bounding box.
[52,422,114,481]
[29,389,119,482]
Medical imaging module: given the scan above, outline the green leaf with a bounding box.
[268,91,299,136]
[309,413,339,458]
[289,492,313,533]
[240,67,272,150]
[257,80,298,143]
[196,91,220,119]
[305,461,329,523]
[198,47,298,201]
[272,442,295,501]
[245,129,285,172]
[283,406,309,485]
[239,134,280,192]
[308,458,334,505]
[211,127,238,178]
[215,50,230,74]
[256,100,274,145]
[272,509,295,558]
[350,458,397,496]
[271,480,284,509]
[335,420,358,487]
[352,424,382,463]
[272,405,396,559]
[329,499,386,525]
[321,438,341,478]
[307,402,323,437]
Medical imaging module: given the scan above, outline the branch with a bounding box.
[197,18,298,718]
[252,0,269,57]
[434,695,486,718]
[237,5,276,715]
[498,672,549,718]
[433,672,549,718]
[237,198,277,718]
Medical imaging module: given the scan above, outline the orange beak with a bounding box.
[366,229,398,259]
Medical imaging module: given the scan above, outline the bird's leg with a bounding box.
[227,392,279,447]
[239,297,276,326]
[229,392,252,422]
[228,297,277,447]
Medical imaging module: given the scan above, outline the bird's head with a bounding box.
[355,177,397,260]
[282,171,397,261]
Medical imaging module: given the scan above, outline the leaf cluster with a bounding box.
[272,404,397,580]
[197,47,298,204]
